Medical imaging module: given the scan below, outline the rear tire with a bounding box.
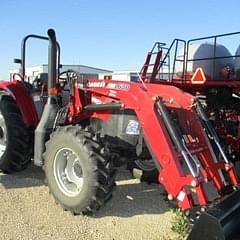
[44,126,116,214]
[0,95,32,173]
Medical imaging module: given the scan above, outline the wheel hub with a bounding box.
[0,112,7,158]
[53,148,84,197]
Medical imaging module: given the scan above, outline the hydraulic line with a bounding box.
[195,99,229,164]
[156,98,199,177]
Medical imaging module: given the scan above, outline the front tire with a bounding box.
[44,126,116,214]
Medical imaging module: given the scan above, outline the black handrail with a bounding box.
[157,38,186,81]
[187,31,240,44]
[185,31,240,80]
[151,42,166,52]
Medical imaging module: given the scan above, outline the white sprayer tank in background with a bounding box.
[175,43,234,79]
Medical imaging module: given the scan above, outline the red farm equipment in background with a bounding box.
[140,32,240,169]
[0,29,240,239]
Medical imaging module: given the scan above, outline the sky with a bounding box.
[1,0,240,79]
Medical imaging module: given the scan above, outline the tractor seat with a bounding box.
[32,73,48,90]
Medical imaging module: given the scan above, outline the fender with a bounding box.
[0,80,38,127]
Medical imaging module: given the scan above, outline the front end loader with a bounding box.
[0,29,240,239]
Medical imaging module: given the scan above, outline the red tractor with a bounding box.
[1,29,240,239]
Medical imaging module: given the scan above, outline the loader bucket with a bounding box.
[188,189,240,240]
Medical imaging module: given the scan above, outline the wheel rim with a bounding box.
[0,112,7,158]
[53,148,84,197]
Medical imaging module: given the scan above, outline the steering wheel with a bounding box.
[58,70,80,86]
[12,73,24,81]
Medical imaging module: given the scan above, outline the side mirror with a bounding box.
[13,58,22,64]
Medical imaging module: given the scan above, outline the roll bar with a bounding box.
[14,33,61,80]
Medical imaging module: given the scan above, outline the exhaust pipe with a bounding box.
[34,28,59,166]
[47,29,57,91]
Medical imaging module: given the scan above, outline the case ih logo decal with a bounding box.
[87,82,106,88]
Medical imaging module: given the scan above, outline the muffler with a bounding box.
[188,189,240,240]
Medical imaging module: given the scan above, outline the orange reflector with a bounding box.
[191,68,206,84]
[48,88,58,95]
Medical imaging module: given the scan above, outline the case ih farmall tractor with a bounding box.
[1,29,240,240]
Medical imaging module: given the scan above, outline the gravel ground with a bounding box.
[0,164,177,240]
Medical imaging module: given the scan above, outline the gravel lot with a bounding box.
[0,164,176,240]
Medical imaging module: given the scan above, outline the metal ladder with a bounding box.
[141,39,186,82]
[140,42,168,82]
